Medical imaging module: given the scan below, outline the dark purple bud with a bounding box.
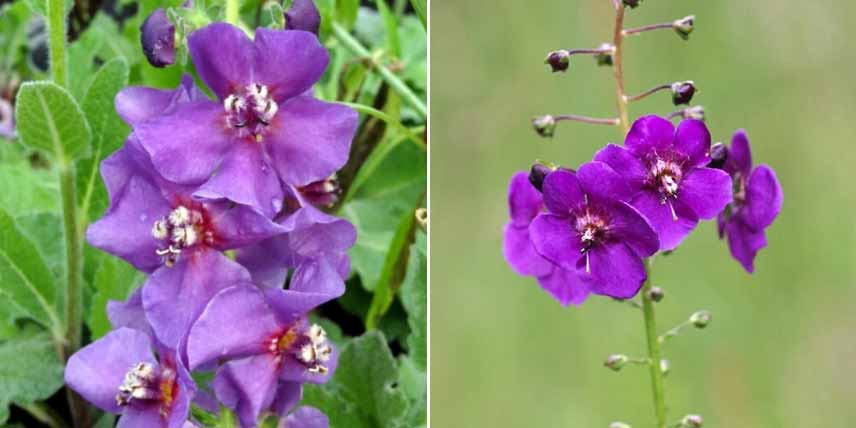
[671,81,696,105]
[595,43,615,66]
[682,105,705,121]
[622,0,641,8]
[545,50,570,73]
[646,286,665,302]
[690,311,711,329]
[531,115,556,138]
[285,0,321,36]
[673,15,695,40]
[604,354,628,371]
[682,414,704,428]
[298,177,340,208]
[528,162,555,192]
[140,8,175,68]
[708,142,728,169]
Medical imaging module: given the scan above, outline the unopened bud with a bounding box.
[285,0,321,36]
[646,286,664,302]
[708,142,728,169]
[604,354,628,372]
[140,8,176,67]
[622,0,641,8]
[532,115,556,138]
[681,414,703,428]
[528,162,555,192]
[298,177,341,208]
[595,43,615,66]
[545,50,570,73]
[682,106,705,121]
[660,359,670,377]
[689,310,711,329]
[673,15,695,40]
[671,81,696,105]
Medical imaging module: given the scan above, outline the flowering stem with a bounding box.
[626,83,672,103]
[225,0,241,26]
[623,22,674,37]
[46,0,66,87]
[641,259,668,428]
[611,4,630,132]
[331,22,428,118]
[554,114,619,126]
[659,319,692,344]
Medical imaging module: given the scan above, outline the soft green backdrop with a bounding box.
[430,1,856,427]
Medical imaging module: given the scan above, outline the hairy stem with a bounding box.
[611,5,629,132]
[642,260,668,428]
[47,0,66,87]
[626,83,672,103]
[623,22,674,37]
[554,114,619,126]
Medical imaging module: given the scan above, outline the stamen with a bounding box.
[116,362,160,406]
[668,202,679,221]
[168,206,191,226]
[151,219,168,240]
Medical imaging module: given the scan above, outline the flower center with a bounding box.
[224,83,278,140]
[268,324,333,375]
[151,205,213,266]
[575,210,608,253]
[650,158,683,200]
[116,362,160,406]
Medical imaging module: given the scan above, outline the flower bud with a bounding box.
[681,414,703,428]
[532,115,556,138]
[659,359,670,377]
[285,0,321,36]
[673,15,695,40]
[528,162,555,192]
[671,81,696,105]
[622,0,641,8]
[708,142,728,169]
[595,43,615,66]
[298,177,341,208]
[140,8,176,68]
[682,106,705,121]
[604,354,628,371]
[545,50,570,73]
[646,286,664,302]
[689,310,711,329]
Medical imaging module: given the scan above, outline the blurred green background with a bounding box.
[430,1,856,427]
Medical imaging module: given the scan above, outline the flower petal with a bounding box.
[214,354,281,427]
[630,191,698,251]
[674,119,711,168]
[593,144,647,191]
[609,201,660,257]
[187,23,254,99]
[253,28,329,102]
[117,405,163,428]
[725,129,753,176]
[743,165,783,230]
[678,167,732,220]
[529,213,582,270]
[577,161,633,202]
[107,289,154,339]
[507,172,543,226]
[279,204,357,256]
[264,288,335,326]
[115,86,178,127]
[285,407,330,428]
[625,115,675,156]
[267,95,357,186]
[206,201,287,250]
[235,239,290,289]
[269,382,302,417]
[535,266,590,306]
[580,242,646,299]
[540,169,584,215]
[290,258,346,298]
[725,218,767,273]
[503,223,553,277]
[65,328,156,414]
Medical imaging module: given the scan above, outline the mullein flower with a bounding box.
[186,285,339,426]
[594,115,732,250]
[503,171,591,305]
[65,328,195,428]
[714,130,782,272]
[134,22,358,218]
[529,163,659,299]
[140,8,176,67]
[0,97,14,139]
[285,0,321,36]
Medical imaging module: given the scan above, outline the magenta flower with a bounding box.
[595,115,733,250]
[134,23,358,217]
[715,130,783,272]
[65,328,195,428]
[187,285,339,426]
[529,163,659,299]
[503,171,590,305]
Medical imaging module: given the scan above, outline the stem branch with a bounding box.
[641,260,668,428]
[626,83,672,103]
[623,22,674,37]
[612,6,629,132]
[554,114,620,126]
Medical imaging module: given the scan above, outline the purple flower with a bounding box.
[141,8,176,68]
[529,163,660,299]
[134,23,358,217]
[65,328,195,428]
[715,130,783,272]
[285,0,321,36]
[0,97,14,139]
[502,171,590,305]
[595,115,733,250]
[187,285,339,425]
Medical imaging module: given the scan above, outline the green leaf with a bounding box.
[0,330,64,418]
[14,81,92,164]
[15,213,66,309]
[303,331,409,428]
[400,231,426,371]
[409,0,426,29]
[0,164,59,215]
[365,205,417,329]
[375,0,401,57]
[336,0,360,30]
[86,256,143,340]
[398,355,426,427]
[77,58,130,224]
[0,208,62,333]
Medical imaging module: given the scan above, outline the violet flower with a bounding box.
[65,328,195,428]
[134,22,358,218]
[715,130,783,272]
[187,285,339,426]
[141,8,175,68]
[285,0,321,36]
[115,74,207,128]
[503,171,590,305]
[0,97,14,139]
[529,163,660,299]
[594,115,733,250]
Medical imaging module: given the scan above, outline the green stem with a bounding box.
[338,101,425,149]
[332,23,428,118]
[641,259,667,428]
[47,0,67,87]
[225,0,241,26]
[18,402,64,428]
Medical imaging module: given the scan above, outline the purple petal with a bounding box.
[264,288,333,326]
[507,172,543,227]
[540,169,584,215]
[630,191,698,251]
[269,382,302,417]
[577,161,633,202]
[289,258,346,298]
[214,354,281,427]
[625,115,675,157]
[725,129,753,176]
[529,213,582,271]
[581,242,646,299]
[267,95,357,186]
[725,218,767,273]
[117,405,163,428]
[283,407,329,428]
[253,29,329,102]
[535,266,590,306]
[116,86,179,127]
[98,137,156,212]
[86,174,170,273]
[235,239,289,289]
[108,289,154,339]
[279,204,357,256]
[609,201,660,257]
[142,249,251,349]
[678,167,733,220]
[674,119,711,168]
[205,201,287,250]
[167,361,196,428]
[135,101,231,185]
[65,328,156,414]
[742,165,783,230]
[593,144,647,191]
[188,23,254,99]
[284,0,321,35]
[503,223,553,277]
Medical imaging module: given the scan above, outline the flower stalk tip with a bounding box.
[646,286,665,302]
[689,310,712,329]
[673,16,695,40]
[531,115,557,137]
